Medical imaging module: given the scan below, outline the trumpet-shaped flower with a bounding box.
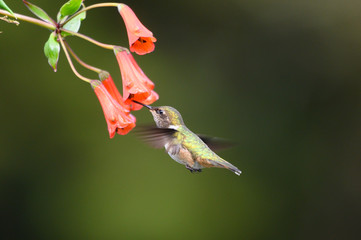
[129,90,159,111]
[118,4,157,55]
[91,80,136,137]
[100,72,130,112]
[114,47,158,110]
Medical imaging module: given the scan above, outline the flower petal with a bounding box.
[101,73,130,112]
[130,37,157,55]
[126,90,159,111]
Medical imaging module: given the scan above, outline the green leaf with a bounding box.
[44,32,60,72]
[62,10,86,36]
[0,0,15,16]
[58,0,82,21]
[23,0,55,25]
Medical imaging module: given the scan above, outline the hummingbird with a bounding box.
[133,100,242,176]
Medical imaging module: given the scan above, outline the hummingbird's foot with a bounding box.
[185,165,202,173]
[186,165,195,173]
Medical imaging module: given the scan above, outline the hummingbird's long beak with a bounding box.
[132,100,153,110]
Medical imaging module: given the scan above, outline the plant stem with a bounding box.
[62,2,120,26]
[58,34,95,83]
[64,40,102,74]
[61,29,116,50]
[1,9,117,51]
[0,10,55,30]
[0,15,19,25]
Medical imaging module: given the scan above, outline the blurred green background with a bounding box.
[1,0,360,239]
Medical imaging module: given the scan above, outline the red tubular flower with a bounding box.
[91,80,136,137]
[114,47,158,110]
[118,4,157,55]
[130,90,159,111]
[100,72,130,112]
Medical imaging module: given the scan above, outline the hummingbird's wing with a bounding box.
[197,134,235,152]
[135,126,181,153]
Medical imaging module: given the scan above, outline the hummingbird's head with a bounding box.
[133,101,184,128]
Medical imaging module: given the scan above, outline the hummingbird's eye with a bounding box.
[156,109,164,115]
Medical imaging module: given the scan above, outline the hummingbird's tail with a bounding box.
[229,168,242,176]
[210,159,242,176]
